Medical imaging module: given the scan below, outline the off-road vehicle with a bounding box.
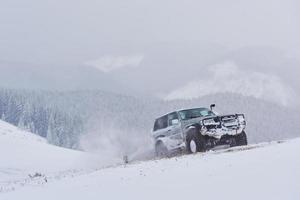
[152,104,247,156]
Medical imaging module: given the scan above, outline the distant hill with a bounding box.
[0,61,136,95]
[0,89,299,156]
[1,44,300,101]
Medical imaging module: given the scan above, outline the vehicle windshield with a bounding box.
[178,108,216,120]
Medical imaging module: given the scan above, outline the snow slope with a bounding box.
[1,120,299,200]
[0,120,104,188]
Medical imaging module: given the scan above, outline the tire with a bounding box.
[155,141,168,157]
[235,131,248,146]
[186,128,206,154]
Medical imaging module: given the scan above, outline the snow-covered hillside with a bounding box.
[1,119,299,199]
[0,120,105,189]
[2,89,300,151]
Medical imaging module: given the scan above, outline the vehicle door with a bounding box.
[167,112,182,139]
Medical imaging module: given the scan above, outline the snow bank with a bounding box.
[2,136,300,200]
[0,120,100,184]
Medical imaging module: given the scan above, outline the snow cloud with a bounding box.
[164,61,298,107]
[79,120,153,164]
[85,55,144,73]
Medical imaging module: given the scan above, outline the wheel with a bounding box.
[235,131,248,146]
[186,128,206,154]
[155,141,168,157]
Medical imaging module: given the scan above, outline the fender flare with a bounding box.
[155,137,167,147]
[185,124,201,135]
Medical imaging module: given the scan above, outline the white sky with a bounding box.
[0,0,299,65]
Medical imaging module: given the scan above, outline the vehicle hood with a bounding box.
[181,116,211,126]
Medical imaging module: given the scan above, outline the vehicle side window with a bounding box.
[168,112,179,126]
[153,115,168,131]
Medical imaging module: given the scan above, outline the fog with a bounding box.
[1,0,300,102]
[1,0,299,63]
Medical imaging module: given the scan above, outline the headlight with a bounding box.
[203,118,220,126]
[237,114,246,125]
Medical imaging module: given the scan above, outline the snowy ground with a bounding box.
[0,120,299,200]
[0,120,117,192]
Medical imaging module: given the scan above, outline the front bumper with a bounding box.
[204,134,242,149]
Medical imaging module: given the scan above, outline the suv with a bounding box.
[152,105,247,156]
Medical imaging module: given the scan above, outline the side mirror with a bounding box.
[171,119,179,125]
[210,104,216,110]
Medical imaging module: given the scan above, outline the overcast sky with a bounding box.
[1,0,300,105]
[1,0,300,65]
